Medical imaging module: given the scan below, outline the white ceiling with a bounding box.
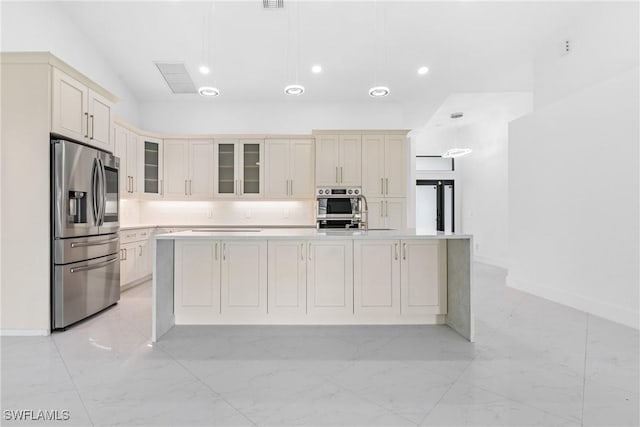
[57,1,593,105]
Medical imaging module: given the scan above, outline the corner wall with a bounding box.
[508,66,639,328]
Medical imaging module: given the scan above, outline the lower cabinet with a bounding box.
[353,240,401,316]
[172,237,446,324]
[400,240,447,315]
[119,228,153,288]
[306,240,354,317]
[267,240,307,316]
[221,240,268,317]
[174,240,221,323]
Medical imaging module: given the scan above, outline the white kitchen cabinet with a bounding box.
[306,240,353,316]
[264,139,314,199]
[354,240,400,316]
[362,135,406,198]
[220,240,268,317]
[114,125,140,198]
[163,139,214,200]
[52,68,112,152]
[267,240,307,316]
[400,240,447,316]
[315,135,361,186]
[367,197,405,230]
[119,228,154,289]
[174,240,221,323]
[140,136,163,198]
[215,139,264,198]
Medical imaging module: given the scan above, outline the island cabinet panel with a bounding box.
[354,240,400,316]
[267,241,307,316]
[174,240,221,323]
[306,240,354,316]
[400,240,447,316]
[221,240,268,317]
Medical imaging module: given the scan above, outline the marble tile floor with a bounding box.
[1,263,638,426]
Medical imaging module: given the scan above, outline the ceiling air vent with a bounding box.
[450,112,464,119]
[263,0,284,9]
[155,62,197,94]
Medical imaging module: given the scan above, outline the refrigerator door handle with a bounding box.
[99,158,107,226]
[91,158,100,225]
[70,256,118,274]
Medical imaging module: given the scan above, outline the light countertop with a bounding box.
[155,228,472,240]
[120,224,316,231]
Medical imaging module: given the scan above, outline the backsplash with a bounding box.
[122,199,315,226]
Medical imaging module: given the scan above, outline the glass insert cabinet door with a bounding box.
[242,143,261,195]
[142,137,163,197]
[216,140,263,197]
[217,143,236,195]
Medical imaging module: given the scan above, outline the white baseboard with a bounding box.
[474,254,508,269]
[0,329,50,336]
[507,275,639,330]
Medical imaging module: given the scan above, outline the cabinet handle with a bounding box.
[381,178,384,195]
[235,179,238,195]
[239,179,242,195]
[335,167,338,184]
[290,179,293,196]
[84,112,89,138]
[90,115,95,140]
[300,243,304,261]
[394,243,398,260]
[130,176,133,193]
[160,179,163,195]
[215,243,218,260]
[402,243,407,260]
[308,243,312,260]
[189,180,192,195]
[380,202,383,217]
[124,248,127,260]
[385,178,389,195]
[139,245,143,256]
[222,243,226,261]
[184,180,187,196]
[340,167,343,183]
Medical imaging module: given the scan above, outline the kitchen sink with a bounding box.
[192,229,262,232]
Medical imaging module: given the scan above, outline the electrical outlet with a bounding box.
[283,209,289,219]
[245,209,251,219]
[207,209,213,218]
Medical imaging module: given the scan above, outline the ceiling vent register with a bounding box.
[263,0,284,9]
[155,62,197,94]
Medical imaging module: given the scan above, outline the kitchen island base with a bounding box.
[153,230,473,342]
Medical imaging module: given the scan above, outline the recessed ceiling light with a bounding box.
[311,64,322,74]
[199,65,210,75]
[284,84,305,96]
[417,66,429,76]
[442,148,472,158]
[368,86,390,97]
[198,86,220,97]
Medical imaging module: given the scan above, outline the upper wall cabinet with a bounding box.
[315,135,362,187]
[214,139,264,199]
[164,139,215,200]
[113,124,139,198]
[140,136,163,199]
[264,139,315,199]
[52,68,113,152]
[362,135,406,198]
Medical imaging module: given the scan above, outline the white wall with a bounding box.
[508,66,639,328]
[0,1,140,123]
[140,101,404,135]
[413,93,532,267]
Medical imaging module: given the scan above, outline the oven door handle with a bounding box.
[70,256,118,273]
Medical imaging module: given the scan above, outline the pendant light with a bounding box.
[284,0,304,96]
[199,2,220,97]
[369,0,389,98]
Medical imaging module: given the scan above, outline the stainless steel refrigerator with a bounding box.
[416,180,454,233]
[51,139,120,330]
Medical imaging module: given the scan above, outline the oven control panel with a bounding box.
[316,187,361,197]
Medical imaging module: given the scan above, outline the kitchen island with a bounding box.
[153,229,474,341]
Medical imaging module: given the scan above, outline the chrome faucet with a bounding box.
[359,194,369,231]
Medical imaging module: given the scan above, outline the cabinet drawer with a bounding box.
[121,228,153,244]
